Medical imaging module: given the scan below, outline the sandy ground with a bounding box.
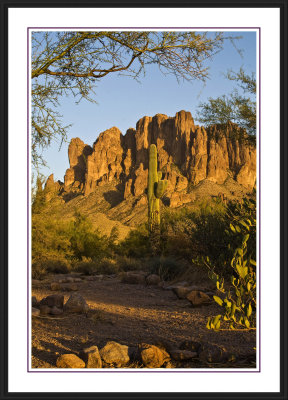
[32,275,256,369]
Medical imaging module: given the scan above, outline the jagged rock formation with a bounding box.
[46,111,256,209]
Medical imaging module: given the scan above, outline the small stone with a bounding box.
[140,344,170,368]
[50,306,63,315]
[32,279,41,285]
[146,274,161,286]
[50,282,62,291]
[32,307,40,317]
[199,343,229,363]
[32,296,38,307]
[74,278,82,282]
[66,277,74,283]
[186,290,211,306]
[99,341,130,367]
[94,275,104,281]
[56,354,85,368]
[80,346,102,368]
[173,286,198,299]
[179,340,202,353]
[64,283,78,291]
[64,293,89,313]
[164,281,189,290]
[85,276,96,281]
[170,349,198,361]
[39,294,64,308]
[164,361,174,368]
[39,305,51,315]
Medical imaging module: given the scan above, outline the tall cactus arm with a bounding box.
[155,180,168,199]
[147,144,168,232]
[148,144,158,204]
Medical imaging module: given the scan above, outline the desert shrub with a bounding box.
[97,258,119,274]
[32,175,47,214]
[32,211,73,278]
[206,198,256,330]
[73,257,98,275]
[118,224,150,257]
[145,256,187,281]
[114,255,143,272]
[186,198,256,276]
[41,257,71,274]
[69,212,110,260]
[31,261,47,280]
[74,257,120,275]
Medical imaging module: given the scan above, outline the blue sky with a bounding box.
[37,31,256,182]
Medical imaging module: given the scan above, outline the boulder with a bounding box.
[50,282,62,291]
[56,354,85,368]
[50,306,63,315]
[80,346,102,368]
[169,349,198,361]
[32,307,40,317]
[199,343,229,364]
[173,285,199,299]
[64,294,89,313]
[186,290,211,306]
[140,344,170,368]
[39,305,51,315]
[32,296,38,307]
[146,274,161,286]
[65,277,75,283]
[39,294,64,309]
[99,341,130,367]
[179,340,202,353]
[64,283,78,291]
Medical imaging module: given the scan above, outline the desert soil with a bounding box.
[32,274,256,369]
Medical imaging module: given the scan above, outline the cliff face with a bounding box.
[47,110,256,207]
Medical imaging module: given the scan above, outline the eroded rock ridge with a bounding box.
[47,111,256,206]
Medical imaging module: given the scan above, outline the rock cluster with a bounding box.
[54,339,234,369]
[32,293,89,316]
[46,111,256,208]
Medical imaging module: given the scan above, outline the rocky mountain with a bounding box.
[44,110,256,229]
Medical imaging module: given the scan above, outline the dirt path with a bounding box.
[32,275,256,369]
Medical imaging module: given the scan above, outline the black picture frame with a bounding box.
[0,0,287,399]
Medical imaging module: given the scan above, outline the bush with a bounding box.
[31,261,47,280]
[118,225,150,257]
[114,256,143,272]
[69,212,110,260]
[206,198,256,330]
[145,256,187,281]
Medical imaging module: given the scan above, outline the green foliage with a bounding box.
[32,175,47,214]
[197,68,256,136]
[148,144,168,233]
[206,199,256,330]
[145,256,187,281]
[118,224,150,258]
[68,212,109,260]
[32,210,112,277]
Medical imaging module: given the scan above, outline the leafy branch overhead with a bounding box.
[31,31,239,167]
[197,68,256,136]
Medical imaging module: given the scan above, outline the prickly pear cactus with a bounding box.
[148,144,168,232]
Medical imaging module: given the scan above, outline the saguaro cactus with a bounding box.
[148,144,168,232]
